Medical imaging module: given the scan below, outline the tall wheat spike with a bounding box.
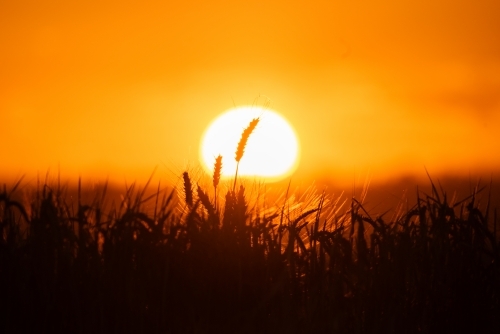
[182,171,193,207]
[213,155,222,209]
[233,117,259,192]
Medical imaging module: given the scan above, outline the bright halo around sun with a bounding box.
[200,106,299,182]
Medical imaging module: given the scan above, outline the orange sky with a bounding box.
[1,0,500,187]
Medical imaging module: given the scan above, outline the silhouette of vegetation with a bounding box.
[233,117,259,192]
[1,118,499,333]
[1,172,499,333]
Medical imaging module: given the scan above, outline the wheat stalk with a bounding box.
[182,171,193,207]
[213,155,222,209]
[233,117,259,192]
[197,184,216,220]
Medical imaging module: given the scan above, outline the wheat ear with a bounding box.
[213,155,222,209]
[182,171,193,207]
[233,117,259,192]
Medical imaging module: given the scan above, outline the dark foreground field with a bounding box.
[1,174,499,333]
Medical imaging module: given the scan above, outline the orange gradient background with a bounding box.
[2,0,500,187]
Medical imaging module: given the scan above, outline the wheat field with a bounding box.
[1,121,499,333]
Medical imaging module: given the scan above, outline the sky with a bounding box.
[1,0,500,187]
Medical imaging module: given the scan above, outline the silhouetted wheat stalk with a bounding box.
[233,117,259,192]
[213,155,222,210]
[183,171,193,207]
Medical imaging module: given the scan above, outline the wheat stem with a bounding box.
[182,171,193,207]
[213,155,222,210]
[233,117,259,192]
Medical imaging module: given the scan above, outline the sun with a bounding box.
[200,106,300,182]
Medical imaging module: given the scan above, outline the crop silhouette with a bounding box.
[233,117,259,192]
[0,123,499,333]
[213,154,222,210]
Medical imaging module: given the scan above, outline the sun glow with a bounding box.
[200,106,299,181]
